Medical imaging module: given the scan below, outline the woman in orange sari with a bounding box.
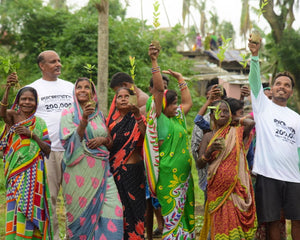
[197,100,256,240]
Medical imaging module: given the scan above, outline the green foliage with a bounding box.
[218,21,235,41]
[239,53,251,68]
[258,0,268,21]
[263,28,300,112]
[217,36,232,67]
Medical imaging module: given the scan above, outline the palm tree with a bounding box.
[48,0,67,9]
[240,0,250,48]
[95,0,109,116]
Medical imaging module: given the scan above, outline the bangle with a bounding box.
[0,101,8,106]
[178,81,188,91]
[134,115,142,121]
[31,131,33,139]
[137,118,144,124]
[151,66,160,74]
[81,118,88,124]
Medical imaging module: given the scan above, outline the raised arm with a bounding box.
[148,43,164,117]
[162,69,192,115]
[248,39,262,98]
[0,73,18,126]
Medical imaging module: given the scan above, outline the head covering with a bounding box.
[73,79,100,125]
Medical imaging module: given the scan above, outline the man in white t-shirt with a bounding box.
[28,50,74,240]
[248,40,300,240]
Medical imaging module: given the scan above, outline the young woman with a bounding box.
[197,100,256,240]
[0,73,53,239]
[60,77,123,239]
[107,86,146,240]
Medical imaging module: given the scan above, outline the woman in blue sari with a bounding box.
[60,77,123,239]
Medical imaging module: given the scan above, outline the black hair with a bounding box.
[225,97,244,115]
[116,86,133,95]
[110,72,133,88]
[149,74,170,88]
[165,90,177,107]
[273,71,295,88]
[17,87,38,105]
[262,82,270,89]
[75,77,95,94]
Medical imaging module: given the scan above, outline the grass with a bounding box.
[0,158,292,240]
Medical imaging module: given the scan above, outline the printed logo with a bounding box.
[274,118,296,144]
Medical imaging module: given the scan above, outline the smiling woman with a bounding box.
[0,73,53,239]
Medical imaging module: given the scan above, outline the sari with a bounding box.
[60,81,123,240]
[107,95,146,240]
[0,88,53,240]
[144,96,195,240]
[199,119,256,240]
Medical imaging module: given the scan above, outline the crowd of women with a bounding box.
[0,40,293,240]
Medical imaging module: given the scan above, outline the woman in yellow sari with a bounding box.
[197,100,256,240]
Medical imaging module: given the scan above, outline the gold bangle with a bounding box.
[0,101,8,106]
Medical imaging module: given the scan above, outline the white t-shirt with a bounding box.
[251,88,300,183]
[28,78,74,151]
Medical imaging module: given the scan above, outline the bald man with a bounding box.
[28,50,74,240]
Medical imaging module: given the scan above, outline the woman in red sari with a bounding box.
[197,100,256,240]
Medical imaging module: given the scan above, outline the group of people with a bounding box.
[0,38,299,240]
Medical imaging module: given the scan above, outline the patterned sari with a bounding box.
[60,81,123,240]
[144,97,195,240]
[0,88,53,240]
[199,122,257,240]
[107,95,146,240]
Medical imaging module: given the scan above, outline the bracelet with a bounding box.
[81,118,88,124]
[151,66,160,74]
[178,81,188,91]
[134,115,142,121]
[0,101,8,106]
[137,118,144,124]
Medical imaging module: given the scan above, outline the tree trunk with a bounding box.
[260,0,286,43]
[95,0,109,116]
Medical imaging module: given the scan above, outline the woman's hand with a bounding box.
[162,69,182,81]
[7,72,18,87]
[82,102,95,120]
[15,125,31,138]
[206,138,224,156]
[130,104,140,117]
[148,43,160,61]
[87,137,106,149]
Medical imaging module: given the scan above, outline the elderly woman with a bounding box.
[197,100,256,240]
[60,77,123,239]
[0,73,53,239]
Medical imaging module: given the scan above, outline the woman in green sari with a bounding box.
[144,44,195,239]
[0,73,53,239]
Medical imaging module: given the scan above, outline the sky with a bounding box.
[64,0,300,48]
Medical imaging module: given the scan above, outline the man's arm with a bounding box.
[248,41,262,98]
